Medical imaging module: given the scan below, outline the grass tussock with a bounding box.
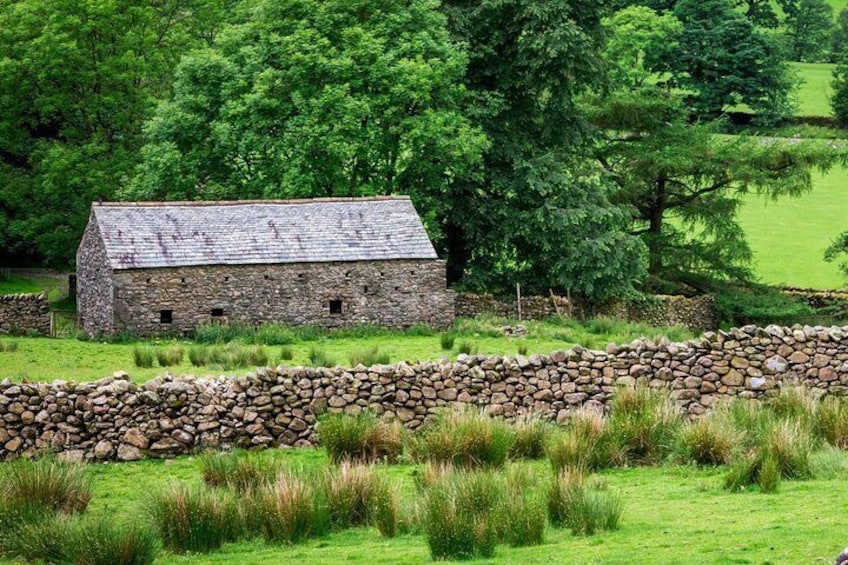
[155,346,184,367]
[318,412,404,464]
[132,345,156,368]
[724,420,813,491]
[455,340,478,355]
[253,471,329,545]
[147,482,239,554]
[62,516,159,565]
[0,458,91,516]
[675,409,742,466]
[605,385,682,464]
[814,397,848,448]
[308,346,337,368]
[0,340,19,353]
[348,346,390,367]
[548,409,612,472]
[497,466,545,547]
[414,407,515,468]
[279,345,294,362]
[323,462,386,530]
[439,332,455,351]
[200,452,280,493]
[508,414,551,460]
[548,467,622,536]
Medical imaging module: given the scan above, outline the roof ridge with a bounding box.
[93,196,411,208]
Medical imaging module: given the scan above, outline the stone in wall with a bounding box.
[3,323,848,461]
[0,293,50,336]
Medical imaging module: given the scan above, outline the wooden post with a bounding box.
[516,282,522,321]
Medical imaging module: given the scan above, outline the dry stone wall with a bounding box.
[3,323,848,461]
[0,293,50,336]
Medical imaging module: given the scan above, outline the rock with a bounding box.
[117,444,143,461]
[5,436,23,452]
[720,369,744,387]
[788,351,810,364]
[764,356,788,373]
[57,450,85,463]
[122,428,149,449]
[93,440,114,460]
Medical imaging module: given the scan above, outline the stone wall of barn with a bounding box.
[76,219,114,336]
[106,259,454,336]
[0,294,50,336]
[2,324,848,461]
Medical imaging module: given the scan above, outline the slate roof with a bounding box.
[89,197,438,270]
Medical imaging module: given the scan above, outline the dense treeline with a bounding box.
[1,0,846,300]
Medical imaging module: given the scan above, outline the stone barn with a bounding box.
[76,197,455,337]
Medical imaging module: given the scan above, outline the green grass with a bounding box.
[0,270,70,303]
[0,317,695,383]
[793,62,836,118]
[739,165,848,289]
[0,449,846,564]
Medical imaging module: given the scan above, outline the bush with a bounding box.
[133,346,156,368]
[415,407,515,468]
[188,346,209,367]
[605,385,682,464]
[318,412,404,464]
[308,346,337,368]
[675,411,741,465]
[201,452,280,493]
[348,346,390,367]
[147,483,239,553]
[423,469,500,560]
[279,345,294,362]
[254,471,329,545]
[548,468,622,536]
[323,462,385,530]
[0,458,91,516]
[155,346,184,367]
[713,283,814,326]
[815,397,848,448]
[439,332,456,351]
[509,414,552,460]
[63,516,159,565]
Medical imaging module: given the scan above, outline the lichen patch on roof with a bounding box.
[90,197,438,270]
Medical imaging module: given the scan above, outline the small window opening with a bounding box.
[379,272,384,277]
[329,299,342,315]
[146,278,151,284]
[394,286,399,291]
[180,277,186,283]
[363,286,368,293]
[410,270,415,275]
[160,310,173,324]
[298,273,304,279]
[264,274,270,280]
[223,276,229,282]
[211,308,224,317]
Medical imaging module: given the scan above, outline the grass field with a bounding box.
[0,317,694,383]
[1,449,845,565]
[794,62,836,118]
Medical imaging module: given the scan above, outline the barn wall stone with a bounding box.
[0,294,50,336]
[108,259,454,336]
[76,219,114,336]
[2,324,848,461]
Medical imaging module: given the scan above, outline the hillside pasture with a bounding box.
[794,62,835,118]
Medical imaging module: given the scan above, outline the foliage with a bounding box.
[147,482,240,553]
[413,408,515,468]
[62,516,159,565]
[133,346,156,369]
[369,481,401,538]
[455,340,478,355]
[497,467,546,547]
[674,410,742,465]
[439,332,456,351]
[308,347,337,368]
[322,462,387,530]
[815,397,848,448]
[785,0,835,63]
[155,346,185,367]
[0,340,18,353]
[317,412,404,464]
[712,283,815,326]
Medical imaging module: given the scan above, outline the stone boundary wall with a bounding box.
[2,324,848,461]
[0,293,50,336]
[456,292,718,331]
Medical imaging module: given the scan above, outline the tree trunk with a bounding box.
[647,178,667,276]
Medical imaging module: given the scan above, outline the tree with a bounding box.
[784,0,834,62]
[669,0,796,122]
[832,7,848,62]
[0,0,230,267]
[439,0,645,299]
[590,88,840,283]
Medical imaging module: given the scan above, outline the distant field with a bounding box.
[739,165,848,289]
[793,62,835,118]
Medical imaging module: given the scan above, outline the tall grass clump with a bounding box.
[308,346,337,368]
[0,513,70,562]
[508,414,552,460]
[724,420,813,491]
[605,385,682,464]
[322,462,388,530]
[188,345,209,367]
[253,471,329,545]
[548,467,622,536]
[318,412,404,464]
[207,343,269,369]
[147,483,239,553]
[132,345,156,368]
[814,396,848,448]
[370,480,400,538]
[155,346,184,367]
[0,458,91,516]
[769,386,818,430]
[439,332,456,351]
[497,466,545,547]
[0,340,18,353]
[414,407,515,468]
[63,517,159,565]
[423,469,501,560]
[548,409,612,471]
[455,340,478,355]
[675,409,742,465]
[279,345,294,362]
[253,323,296,345]
[200,452,280,493]
[348,346,390,367]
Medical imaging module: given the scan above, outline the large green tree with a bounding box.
[784,0,834,63]
[439,0,645,299]
[0,0,229,267]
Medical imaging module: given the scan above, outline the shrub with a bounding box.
[348,346,390,367]
[439,332,456,351]
[548,468,622,536]
[815,397,848,448]
[147,483,239,553]
[279,345,294,362]
[0,458,91,516]
[187,346,209,367]
[605,385,682,464]
[133,346,156,368]
[200,452,280,493]
[423,469,500,560]
[155,346,184,367]
[675,412,741,465]
[63,516,159,565]
[323,462,384,530]
[415,407,515,468]
[308,346,336,368]
[254,471,329,545]
[0,340,18,353]
[509,414,551,460]
[318,412,404,464]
